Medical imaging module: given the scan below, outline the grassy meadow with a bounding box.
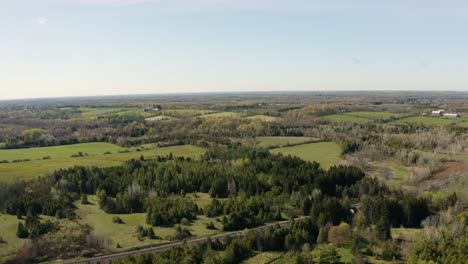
[71,193,223,250]
[0,144,206,181]
[391,116,461,126]
[0,142,127,162]
[321,114,371,123]
[145,115,177,122]
[341,111,401,119]
[270,142,342,169]
[371,160,411,190]
[200,112,241,118]
[256,136,318,149]
[79,107,155,119]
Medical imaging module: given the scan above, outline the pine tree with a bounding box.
[16,222,29,238]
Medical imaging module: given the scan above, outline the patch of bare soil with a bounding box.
[430,162,466,180]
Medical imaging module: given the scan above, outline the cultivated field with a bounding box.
[0,145,206,181]
[270,142,342,169]
[256,136,318,149]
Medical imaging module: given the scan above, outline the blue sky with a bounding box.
[1,0,467,99]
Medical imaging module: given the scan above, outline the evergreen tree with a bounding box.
[16,222,29,238]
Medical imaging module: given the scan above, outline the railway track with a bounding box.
[63,217,308,264]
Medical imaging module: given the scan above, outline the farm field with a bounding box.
[391,116,460,126]
[245,115,280,122]
[257,136,318,149]
[321,114,371,123]
[200,112,241,118]
[0,142,127,162]
[0,145,206,181]
[342,111,401,119]
[270,142,342,169]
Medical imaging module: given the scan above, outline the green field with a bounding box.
[245,115,280,122]
[257,136,318,149]
[342,111,401,119]
[242,252,284,264]
[458,121,468,128]
[161,109,217,117]
[371,160,411,189]
[200,112,240,118]
[270,142,342,169]
[0,145,206,181]
[391,116,460,126]
[0,142,127,162]
[0,214,25,258]
[76,194,222,250]
[321,114,371,123]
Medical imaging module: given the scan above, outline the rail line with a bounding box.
[63,217,308,264]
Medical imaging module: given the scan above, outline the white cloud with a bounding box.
[36,16,48,25]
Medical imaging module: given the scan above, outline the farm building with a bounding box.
[430,109,460,118]
[443,113,460,118]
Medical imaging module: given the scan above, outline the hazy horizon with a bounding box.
[1,0,468,100]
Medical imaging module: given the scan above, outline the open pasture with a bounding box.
[76,195,222,251]
[0,145,206,181]
[321,114,371,123]
[0,142,126,162]
[391,116,461,126]
[257,136,318,149]
[270,142,342,169]
[342,111,401,119]
[161,109,217,117]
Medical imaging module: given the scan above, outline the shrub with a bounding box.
[42,156,51,160]
[206,222,216,230]
[180,217,190,225]
[112,216,125,224]
[17,222,29,238]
